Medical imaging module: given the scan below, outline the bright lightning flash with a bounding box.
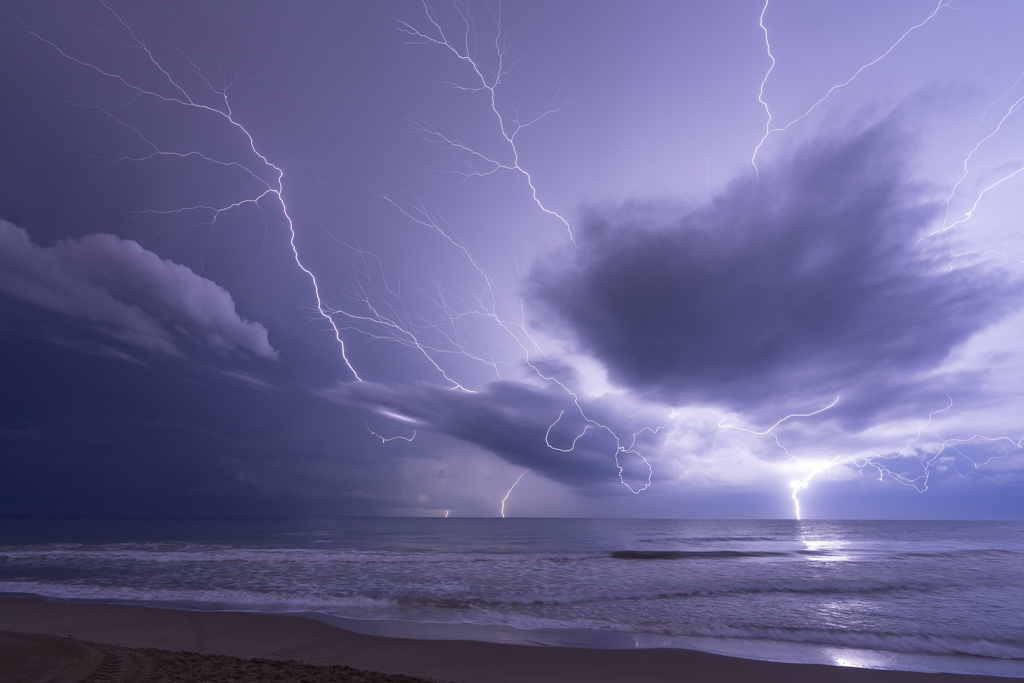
[751,1,1024,512]
[14,1,1022,518]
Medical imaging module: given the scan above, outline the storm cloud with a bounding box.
[531,122,1020,416]
[325,380,640,490]
[0,220,277,359]
[3,1,1024,518]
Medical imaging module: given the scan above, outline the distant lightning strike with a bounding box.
[728,392,1017,514]
[393,3,676,498]
[22,2,1020,515]
[751,2,1024,509]
[76,0,671,505]
[789,469,821,521]
[500,470,527,517]
[15,0,550,408]
[715,399,838,519]
[718,393,1016,514]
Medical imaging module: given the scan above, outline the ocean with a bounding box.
[0,517,1021,677]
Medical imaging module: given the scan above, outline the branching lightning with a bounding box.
[749,1,1024,514]
[395,2,678,499]
[753,0,949,176]
[4,2,364,382]
[396,1,575,244]
[16,0,673,509]
[846,397,1023,492]
[714,398,839,519]
[923,76,1024,266]
[12,0,1023,518]
[716,397,840,460]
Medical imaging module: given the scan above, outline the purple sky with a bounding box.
[2,0,1023,518]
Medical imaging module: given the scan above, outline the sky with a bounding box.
[2,0,1024,519]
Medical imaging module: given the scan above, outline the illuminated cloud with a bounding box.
[0,220,277,359]
[531,121,1021,420]
[3,1,1024,517]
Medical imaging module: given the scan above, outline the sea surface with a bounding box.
[0,517,1022,677]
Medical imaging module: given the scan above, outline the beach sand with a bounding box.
[0,597,1016,683]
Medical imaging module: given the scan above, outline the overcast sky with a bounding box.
[2,0,1023,519]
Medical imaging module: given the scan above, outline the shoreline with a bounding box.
[0,597,1019,682]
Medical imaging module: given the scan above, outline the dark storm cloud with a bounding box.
[530,121,1020,417]
[0,220,277,359]
[325,380,625,488]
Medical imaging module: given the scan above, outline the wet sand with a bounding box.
[0,629,435,683]
[0,597,1015,682]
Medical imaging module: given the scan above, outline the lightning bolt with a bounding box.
[391,3,679,498]
[748,2,1024,512]
[0,1,703,507]
[4,2,364,382]
[716,396,840,459]
[397,1,575,244]
[916,68,1024,268]
[752,0,949,175]
[17,1,1019,517]
[540,379,676,495]
[500,470,527,518]
[715,398,839,517]
[937,434,1024,487]
[754,0,775,182]
[365,424,417,444]
[850,397,1023,492]
[789,469,821,521]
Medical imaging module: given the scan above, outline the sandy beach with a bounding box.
[0,597,1016,683]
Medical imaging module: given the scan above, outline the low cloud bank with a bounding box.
[324,380,640,489]
[0,220,277,359]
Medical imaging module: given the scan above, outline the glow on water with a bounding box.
[0,518,1022,677]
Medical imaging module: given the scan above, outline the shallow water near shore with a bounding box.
[1,517,1022,677]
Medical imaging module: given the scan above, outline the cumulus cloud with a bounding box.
[530,121,1020,419]
[0,220,277,359]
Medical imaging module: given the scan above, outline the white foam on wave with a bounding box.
[4,577,1021,665]
[3,520,1023,679]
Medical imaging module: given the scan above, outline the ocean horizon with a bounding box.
[1,516,1022,678]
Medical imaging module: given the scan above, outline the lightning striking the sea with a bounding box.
[4,0,1023,519]
[500,470,527,518]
